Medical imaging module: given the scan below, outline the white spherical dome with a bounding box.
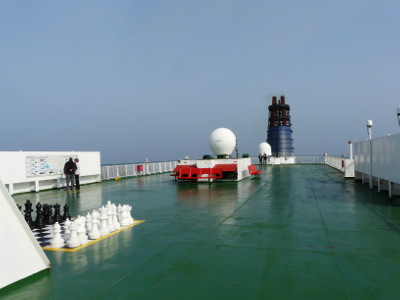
[208,128,236,156]
[258,142,272,156]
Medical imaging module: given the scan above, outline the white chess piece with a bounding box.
[66,222,80,248]
[63,219,72,241]
[127,205,134,224]
[86,213,92,232]
[89,211,101,240]
[112,204,121,230]
[120,205,130,227]
[77,217,88,245]
[107,203,115,232]
[99,206,110,236]
[50,222,65,248]
[117,204,123,223]
[93,209,101,227]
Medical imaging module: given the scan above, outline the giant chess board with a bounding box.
[22,199,144,252]
[32,220,144,252]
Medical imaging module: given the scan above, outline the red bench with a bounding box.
[248,165,262,179]
[170,165,196,179]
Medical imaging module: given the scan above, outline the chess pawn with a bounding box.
[86,213,93,232]
[112,204,121,230]
[120,205,130,227]
[53,203,63,224]
[50,222,65,248]
[34,202,46,229]
[24,200,35,229]
[107,204,115,232]
[62,204,71,221]
[99,206,110,236]
[89,223,100,240]
[127,205,134,224]
[92,210,100,228]
[88,213,101,240]
[63,219,72,241]
[66,223,80,248]
[117,204,123,223]
[43,204,54,225]
[77,220,88,245]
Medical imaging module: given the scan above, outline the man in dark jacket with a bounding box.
[64,157,77,191]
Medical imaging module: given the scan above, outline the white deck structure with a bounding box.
[0,151,101,195]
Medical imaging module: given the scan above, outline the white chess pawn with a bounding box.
[127,205,134,224]
[50,222,65,248]
[117,204,123,223]
[92,210,100,226]
[99,206,110,236]
[107,204,115,232]
[86,213,92,232]
[63,219,72,241]
[77,218,88,245]
[88,213,101,240]
[66,222,80,248]
[120,205,130,227]
[112,204,121,230]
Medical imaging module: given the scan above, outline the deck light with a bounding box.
[366,120,373,140]
[366,120,373,189]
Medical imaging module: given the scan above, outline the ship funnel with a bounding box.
[266,95,294,157]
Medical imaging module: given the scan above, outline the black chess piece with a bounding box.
[34,202,45,229]
[43,204,55,225]
[24,200,35,229]
[53,203,63,224]
[62,204,71,221]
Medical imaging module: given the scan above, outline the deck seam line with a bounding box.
[363,203,400,234]
[308,177,352,299]
[219,180,269,225]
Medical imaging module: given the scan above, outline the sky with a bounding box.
[1,0,400,164]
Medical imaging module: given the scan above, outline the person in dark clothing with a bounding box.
[74,158,80,189]
[64,157,77,191]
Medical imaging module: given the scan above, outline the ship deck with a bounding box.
[2,164,400,299]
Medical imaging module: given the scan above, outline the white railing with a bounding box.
[102,155,353,182]
[251,155,324,164]
[324,155,354,178]
[295,155,325,164]
[101,161,178,180]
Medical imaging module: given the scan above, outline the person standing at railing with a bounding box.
[74,158,80,190]
[64,157,77,191]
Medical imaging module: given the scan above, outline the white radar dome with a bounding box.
[258,142,272,156]
[208,128,237,157]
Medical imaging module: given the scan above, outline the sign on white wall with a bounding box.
[26,156,72,177]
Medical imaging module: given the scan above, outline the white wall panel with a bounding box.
[353,133,400,183]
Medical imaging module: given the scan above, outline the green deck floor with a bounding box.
[2,164,400,299]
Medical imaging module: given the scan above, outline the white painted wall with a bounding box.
[353,133,400,183]
[0,151,101,195]
[0,178,50,289]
